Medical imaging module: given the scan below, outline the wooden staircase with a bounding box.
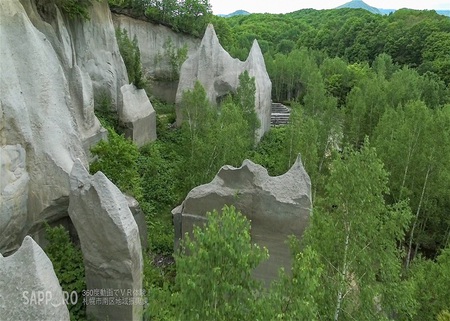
[271,103,290,126]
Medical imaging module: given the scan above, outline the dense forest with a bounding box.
[45,1,450,320]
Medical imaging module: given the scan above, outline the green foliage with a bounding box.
[411,247,450,321]
[267,242,324,320]
[90,127,142,199]
[112,0,213,37]
[305,141,415,320]
[249,127,288,176]
[116,28,146,89]
[44,225,86,320]
[94,91,120,131]
[438,310,450,321]
[224,8,450,85]
[179,78,257,193]
[175,205,268,321]
[36,0,95,20]
[374,101,450,257]
[234,70,259,141]
[154,38,188,81]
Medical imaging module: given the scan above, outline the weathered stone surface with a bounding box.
[0,145,29,255]
[112,13,200,102]
[0,0,87,236]
[126,194,149,250]
[120,84,157,147]
[0,236,70,321]
[175,24,272,140]
[68,159,143,321]
[0,0,135,245]
[173,156,311,283]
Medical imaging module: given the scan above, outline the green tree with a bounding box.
[411,246,450,321]
[179,81,218,191]
[305,141,414,320]
[374,101,450,261]
[234,70,259,143]
[267,242,324,320]
[116,28,146,89]
[175,205,268,321]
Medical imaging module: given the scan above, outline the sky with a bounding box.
[209,0,450,15]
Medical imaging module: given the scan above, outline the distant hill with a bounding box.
[336,1,449,17]
[336,0,381,14]
[379,8,449,17]
[218,10,251,18]
[436,10,450,17]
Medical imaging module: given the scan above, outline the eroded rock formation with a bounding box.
[0,0,154,247]
[175,24,272,140]
[0,236,70,321]
[120,84,157,147]
[1,1,149,319]
[68,159,143,321]
[0,145,29,255]
[112,13,200,102]
[172,156,312,283]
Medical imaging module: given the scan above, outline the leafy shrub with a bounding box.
[36,0,94,20]
[90,127,143,199]
[44,225,86,320]
[94,91,120,131]
[116,28,146,89]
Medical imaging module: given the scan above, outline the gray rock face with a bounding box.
[0,145,29,255]
[0,236,70,321]
[0,0,87,241]
[120,84,157,147]
[112,13,200,80]
[173,156,312,283]
[175,24,272,140]
[126,194,149,250]
[68,160,143,321]
[0,0,154,246]
[112,13,200,103]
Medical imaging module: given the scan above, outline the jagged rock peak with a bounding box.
[173,156,312,284]
[68,159,143,321]
[176,23,272,141]
[0,236,70,320]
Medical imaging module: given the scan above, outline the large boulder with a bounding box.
[172,156,312,283]
[0,236,70,321]
[0,145,29,255]
[120,84,157,147]
[175,24,272,141]
[68,160,143,321]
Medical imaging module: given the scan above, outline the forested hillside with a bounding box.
[38,1,449,320]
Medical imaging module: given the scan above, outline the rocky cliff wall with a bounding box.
[112,13,201,103]
[0,0,148,250]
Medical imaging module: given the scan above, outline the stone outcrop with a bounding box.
[0,236,70,321]
[0,0,155,248]
[120,84,157,147]
[172,156,312,283]
[68,160,143,321]
[0,145,29,255]
[112,13,200,102]
[175,24,272,140]
[126,194,149,250]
